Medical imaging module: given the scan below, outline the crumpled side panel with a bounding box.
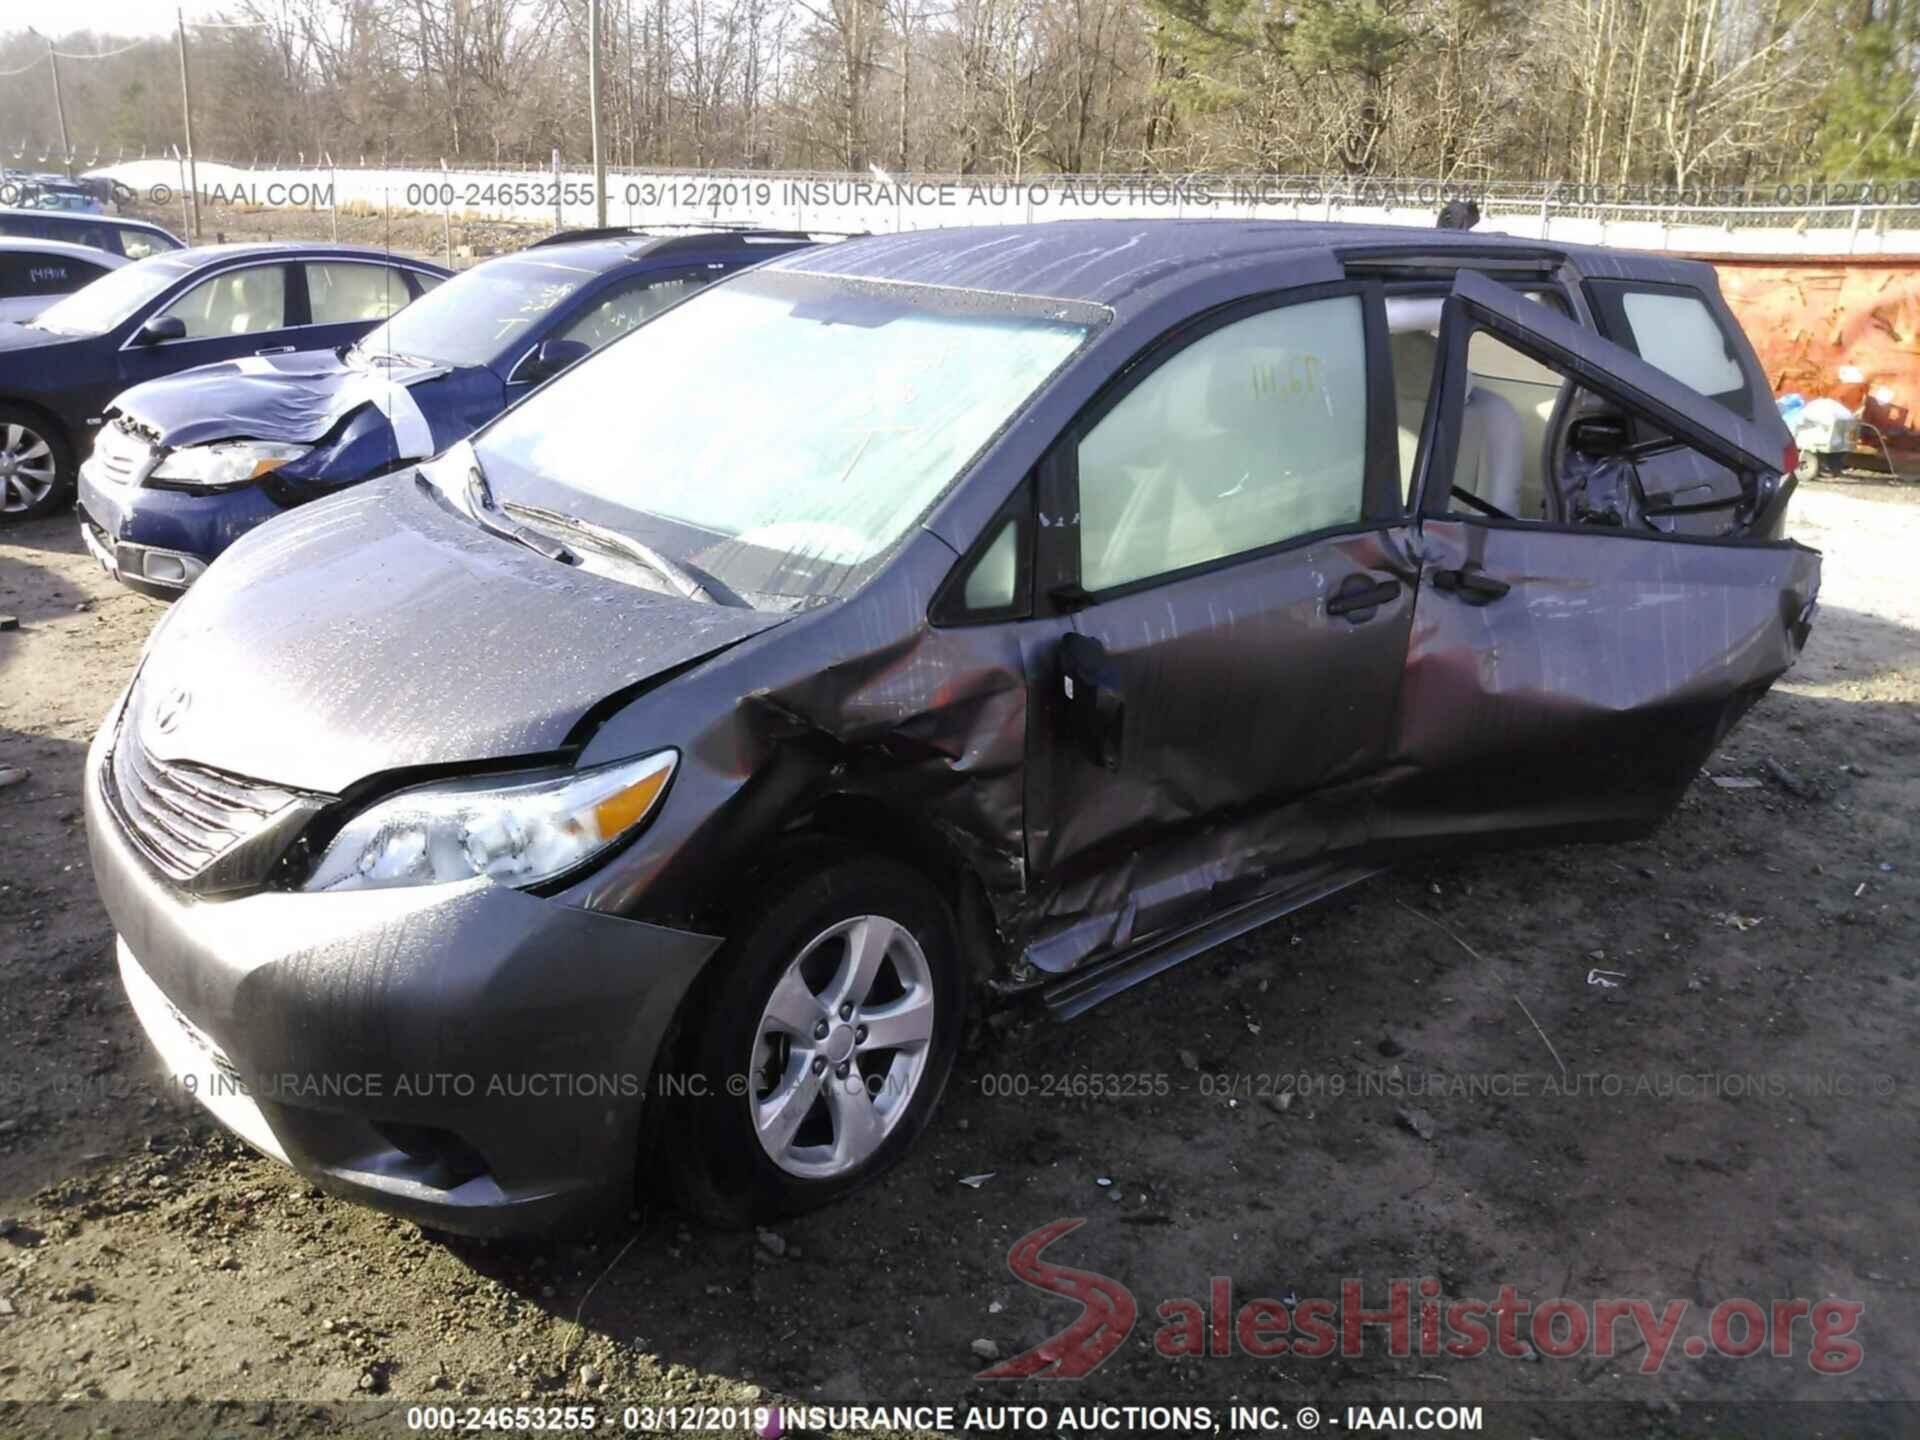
[572,532,1040,942]
[1017,779,1376,973]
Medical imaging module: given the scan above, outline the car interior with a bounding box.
[1077,293,1368,591]
[1067,276,1761,600]
[1387,290,1752,538]
[560,273,711,351]
[160,266,288,338]
[306,263,408,324]
[1389,292,1565,522]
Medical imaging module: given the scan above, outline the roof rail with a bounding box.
[530,222,864,249]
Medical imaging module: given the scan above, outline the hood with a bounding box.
[0,320,75,354]
[130,473,786,794]
[113,347,455,452]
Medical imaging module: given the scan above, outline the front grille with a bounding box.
[91,419,157,486]
[105,721,310,891]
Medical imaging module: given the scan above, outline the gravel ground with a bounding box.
[0,478,1915,1439]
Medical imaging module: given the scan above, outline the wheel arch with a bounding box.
[0,394,75,454]
[693,791,1011,993]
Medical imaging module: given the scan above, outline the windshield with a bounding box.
[355,254,603,368]
[472,271,1098,604]
[32,251,198,334]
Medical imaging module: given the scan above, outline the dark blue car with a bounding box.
[79,227,825,595]
[1,241,447,526]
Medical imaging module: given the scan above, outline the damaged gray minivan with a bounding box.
[88,221,1819,1233]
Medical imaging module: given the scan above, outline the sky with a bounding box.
[3,1,235,41]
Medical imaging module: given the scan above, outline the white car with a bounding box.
[0,236,127,323]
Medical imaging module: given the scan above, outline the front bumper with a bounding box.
[77,456,283,596]
[85,722,722,1235]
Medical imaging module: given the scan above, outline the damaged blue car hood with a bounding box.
[130,473,788,794]
[110,346,483,453]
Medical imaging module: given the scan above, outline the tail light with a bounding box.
[1783,443,1800,478]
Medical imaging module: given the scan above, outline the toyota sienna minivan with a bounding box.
[89,221,1817,1234]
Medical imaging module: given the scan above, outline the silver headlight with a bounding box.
[151,440,313,490]
[303,751,677,893]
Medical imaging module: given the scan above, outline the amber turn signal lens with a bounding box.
[592,765,673,840]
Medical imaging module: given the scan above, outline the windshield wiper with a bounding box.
[503,501,747,607]
[461,457,576,566]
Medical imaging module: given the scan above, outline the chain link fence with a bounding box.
[20,147,1920,254]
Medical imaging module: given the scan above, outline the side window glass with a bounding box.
[412,273,447,296]
[0,254,93,295]
[1617,291,1745,399]
[935,481,1033,624]
[305,263,409,324]
[1077,294,1367,592]
[156,265,288,338]
[30,257,100,294]
[119,231,166,260]
[559,272,712,352]
[962,516,1019,611]
[1589,281,1749,415]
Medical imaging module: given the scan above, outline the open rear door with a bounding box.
[1375,268,1821,848]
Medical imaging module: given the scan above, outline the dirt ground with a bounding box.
[0,477,1915,1440]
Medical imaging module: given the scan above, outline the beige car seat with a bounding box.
[1390,329,1525,514]
[222,270,277,334]
[1455,385,1527,516]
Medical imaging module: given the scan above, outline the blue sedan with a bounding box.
[78,227,824,595]
[0,242,448,524]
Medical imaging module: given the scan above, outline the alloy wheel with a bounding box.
[0,422,57,513]
[749,913,937,1180]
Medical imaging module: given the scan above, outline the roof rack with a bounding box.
[531,222,864,249]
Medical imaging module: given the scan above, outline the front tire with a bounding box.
[659,856,965,1226]
[0,405,73,522]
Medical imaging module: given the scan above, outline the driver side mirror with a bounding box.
[517,337,589,385]
[133,315,187,346]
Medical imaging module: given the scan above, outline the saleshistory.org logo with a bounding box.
[980,1220,1865,1378]
[978,1219,1140,1378]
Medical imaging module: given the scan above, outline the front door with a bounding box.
[1023,283,1417,972]
[1377,269,1820,846]
[117,261,299,390]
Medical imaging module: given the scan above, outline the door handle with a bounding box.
[253,345,295,355]
[1326,574,1401,622]
[1432,564,1512,604]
